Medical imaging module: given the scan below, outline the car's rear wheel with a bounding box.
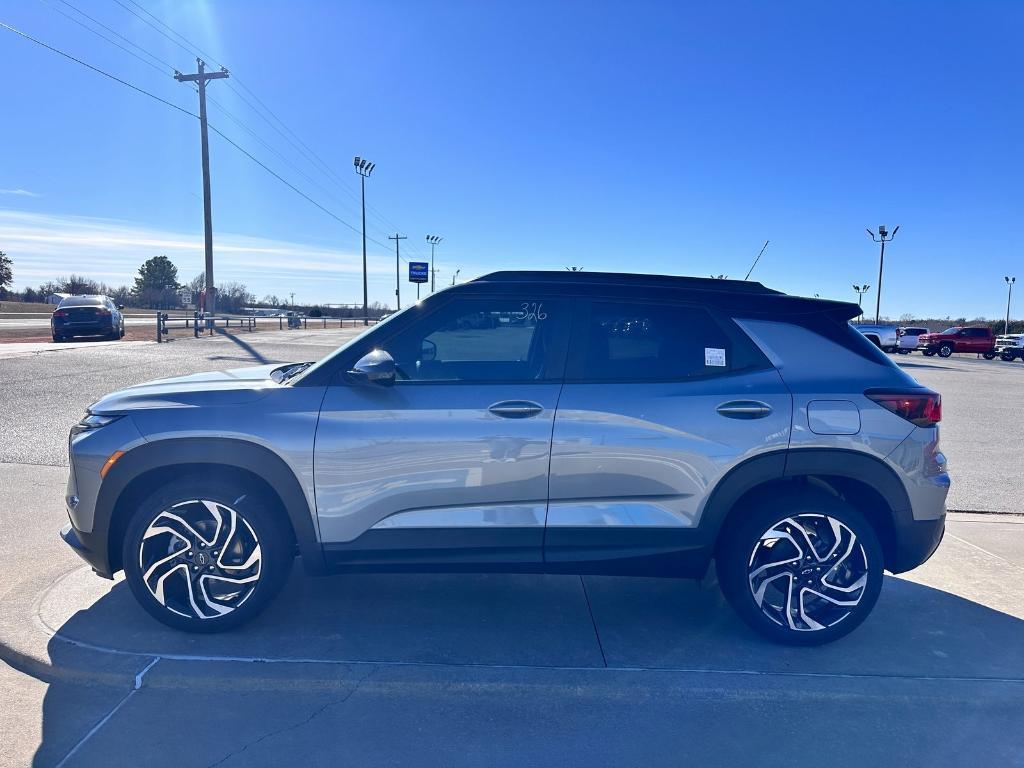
[938,343,954,358]
[923,349,935,356]
[1001,352,1014,361]
[122,478,292,632]
[983,352,996,360]
[52,334,64,343]
[717,490,884,646]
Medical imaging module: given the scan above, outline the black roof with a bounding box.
[475,270,780,295]
[468,270,859,320]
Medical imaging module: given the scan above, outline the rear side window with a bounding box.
[967,328,989,337]
[573,300,767,382]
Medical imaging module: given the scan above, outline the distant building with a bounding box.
[46,292,72,304]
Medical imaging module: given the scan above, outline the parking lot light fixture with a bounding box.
[867,225,899,324]
[426,235,443,293]
[852,284,871,317]
[355,157,375,325]
[1006,276,1016,335]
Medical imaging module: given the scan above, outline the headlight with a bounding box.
[71,413,122,435]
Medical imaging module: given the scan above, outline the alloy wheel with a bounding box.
[138,499,262,620]
[746,513,869,632]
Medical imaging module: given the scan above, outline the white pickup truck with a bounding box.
[852,323,898,353]
[995,333,1024,362]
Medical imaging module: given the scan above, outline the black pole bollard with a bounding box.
[156,312,161,343]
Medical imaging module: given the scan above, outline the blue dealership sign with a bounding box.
[409,262,429,283]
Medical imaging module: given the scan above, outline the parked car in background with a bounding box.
[995,333,1024,362]
[896,327,929,354]
[917,326,996,358]
[852,322,898,352]
[51,295,125,342]
[62,271,948,646]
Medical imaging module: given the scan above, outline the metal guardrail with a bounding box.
[155,312,380,342]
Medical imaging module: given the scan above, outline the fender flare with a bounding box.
[700,447,912,545]
[98,437,325,575]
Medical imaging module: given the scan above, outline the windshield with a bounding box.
[289,302,418,384]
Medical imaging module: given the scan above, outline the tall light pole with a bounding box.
[852,284,871,317]
[867,225,899,324]
[451,269,461,286]
[389,234,407,310]
[426,235,443,292]
[1005,276,1017,335]
[354,157,375,324]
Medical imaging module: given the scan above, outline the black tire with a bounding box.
[922,349,935,356]
[982,352,996,360]
[716,489,884,646]
[122,477,293,633]
[52,334,63,343]
[119,324,126,338]
[938,343,954,358]
[1001,353,1014,362]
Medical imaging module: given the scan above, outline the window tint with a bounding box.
[379,297,564,382]
[578,301,757,381]
[967,328,989,337]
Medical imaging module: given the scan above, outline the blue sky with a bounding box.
[1,0,1022,317]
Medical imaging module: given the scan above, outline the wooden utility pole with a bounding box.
[175,59,229,314]
[389,234,407,310]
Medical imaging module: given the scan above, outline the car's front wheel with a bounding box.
[717,490,884,646]
[122,478,293,632]
[938,343,954,358]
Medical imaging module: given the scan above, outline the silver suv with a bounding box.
[61,272,949,645]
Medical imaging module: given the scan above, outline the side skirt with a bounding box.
[321,527,712,578]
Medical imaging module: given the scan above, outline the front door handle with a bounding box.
[489,400,544,419]
[717,400,773,419]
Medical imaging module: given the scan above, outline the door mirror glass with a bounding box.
[347,349,396,387]
[117,304,125,310]
[421,339,437,362]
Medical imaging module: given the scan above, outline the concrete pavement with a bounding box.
[2,331,1023,766]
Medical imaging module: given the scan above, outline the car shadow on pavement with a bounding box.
[28,566,1024,765]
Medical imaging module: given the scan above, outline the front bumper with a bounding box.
[60,522,115,579]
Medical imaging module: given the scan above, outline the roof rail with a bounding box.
[473,270,781,295]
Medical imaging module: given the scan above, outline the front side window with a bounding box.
[379,297,565,382]
[577,300,760,382]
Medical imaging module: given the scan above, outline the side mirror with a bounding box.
[347,349,396,387]
[421,339,437,362]
[117,304,125,310]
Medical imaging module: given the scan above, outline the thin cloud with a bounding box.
[0,209,484,304]
[0,188,41,198]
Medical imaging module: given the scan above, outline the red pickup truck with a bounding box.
[917,326,996,359]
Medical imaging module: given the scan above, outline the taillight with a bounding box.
[865,389,941,427]
[53,310,67,318]
[97,309,111,316]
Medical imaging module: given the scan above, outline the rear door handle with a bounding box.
[489,400,544,419]
[717,400,773,419]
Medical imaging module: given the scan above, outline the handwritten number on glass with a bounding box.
[520,302,547,321]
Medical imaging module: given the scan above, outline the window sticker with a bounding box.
[705,347,726,367]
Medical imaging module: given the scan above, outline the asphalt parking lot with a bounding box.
[1,331,1022,767]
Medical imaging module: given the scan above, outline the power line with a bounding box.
[37,0,167,77]
[0,21,197,118]
[50,0,179,72]
[8,16,408,265]
[109,0,411,249]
